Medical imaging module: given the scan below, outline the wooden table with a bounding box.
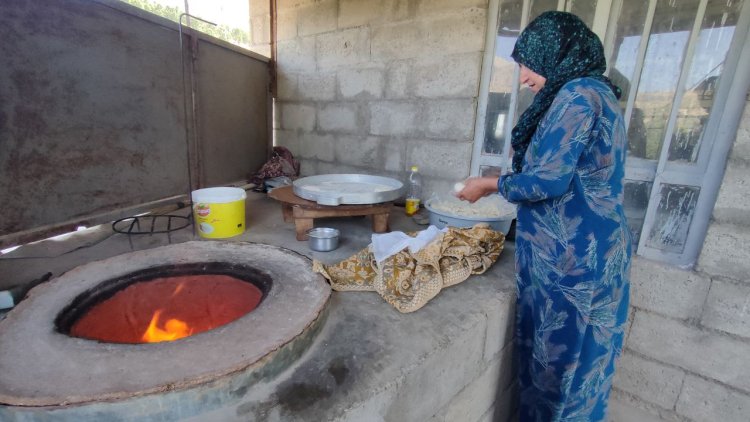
[268,185,393,240]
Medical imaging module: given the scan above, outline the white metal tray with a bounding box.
[293,174,403,206]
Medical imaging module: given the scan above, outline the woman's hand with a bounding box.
[455,177,499,203]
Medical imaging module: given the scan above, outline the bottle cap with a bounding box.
[410,165,419,172]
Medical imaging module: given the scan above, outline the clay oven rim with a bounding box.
[0,241,331,407]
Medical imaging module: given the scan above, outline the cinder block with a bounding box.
[338,68,384,99]
[383,314,487,422]
[407,139,472,180]
[277,37,316,72]
[276,0,317,12]
[249,0,270,17]
[610,389,684,422]
[273,129,299,156]
[439,347,514,422]
[299,158,317,176]
[316,27,371,69]
[315,161,364,175]
[629,256,710,320]
[701,278,750,339]
[250,44,271,58]
[697,222,750,280]
[613,352,685,410]
[338,0,384,29]
[608,397,670,422]
[416,0,487,18]
[251,16,271,45]
[385,60,411,99]
[413,53,482,99]
[276,9,298,41]
[712,163,750,226]
[726,99,750,165]
[279,103,316,131]
[276,72,298,100]
[383,139,405,172]
[298,0,337,36]
[318,103,360,133]
[369,101,419,136]
[482,295,515,361]
[624,306,635,347]
[336,135,382,167]
[424,9,486,55]
[424,99,477,140]
[372,10,486,61]
[676,375,750,422]
[628,310,750,393]
[299,132,335,162]
[371,23,423,61]
[298,72,336,101]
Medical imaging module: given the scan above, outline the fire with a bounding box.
[141,309,193,343]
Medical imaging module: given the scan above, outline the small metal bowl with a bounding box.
[307,227,340,252]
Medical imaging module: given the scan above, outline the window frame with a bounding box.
[472,0,750,267]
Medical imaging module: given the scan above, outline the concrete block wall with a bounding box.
[249,0,271,58]
[272,0,488,195]
[610,97,750,422]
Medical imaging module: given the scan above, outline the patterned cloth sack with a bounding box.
[312,225,505,313]
[249,146,300,186]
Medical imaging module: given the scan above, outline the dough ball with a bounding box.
[453,182,465,192]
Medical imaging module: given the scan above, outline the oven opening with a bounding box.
[55,263,272,344]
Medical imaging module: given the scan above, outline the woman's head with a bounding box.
[511,11,609,91]
[509,11,621,173]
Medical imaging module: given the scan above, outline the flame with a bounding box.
[141,309,193,343]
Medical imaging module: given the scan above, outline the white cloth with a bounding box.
[371,225,448,264]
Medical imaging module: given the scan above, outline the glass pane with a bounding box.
[668,0,745,162]
[645,184,700,253]
[569,0,599,28]
[529,0,559,20]
[483,0,524,156]
[628,0,700,161]
[623,180,653,250]
[480,166,503,177]
[515,0,559,121]
[608,0,651,109]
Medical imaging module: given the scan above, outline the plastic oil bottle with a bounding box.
[405,165,423,216]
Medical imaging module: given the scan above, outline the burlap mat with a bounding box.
[313,224,505,313]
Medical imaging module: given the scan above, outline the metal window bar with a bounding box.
[638,0,750,266]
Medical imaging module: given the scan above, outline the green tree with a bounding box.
[122,0,250,48]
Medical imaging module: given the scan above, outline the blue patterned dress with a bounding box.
[498,77,631,422]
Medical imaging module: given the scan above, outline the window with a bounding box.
[121,0,254,50]
[472,0,750,266]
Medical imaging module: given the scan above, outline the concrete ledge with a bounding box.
[0,193,518,421]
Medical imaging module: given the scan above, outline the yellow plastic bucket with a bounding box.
[191,187,246,239]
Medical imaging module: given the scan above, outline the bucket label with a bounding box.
[196,203,211,217]
[192,199,245,239]
[199,222,214,234]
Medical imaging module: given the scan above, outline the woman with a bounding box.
[457,12,631,422]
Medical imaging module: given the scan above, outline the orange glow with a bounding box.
[70,274,263,344]
[141,310,193,343]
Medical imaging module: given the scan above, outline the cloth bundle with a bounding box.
[312,224,505,313]
[249,146,300,187]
